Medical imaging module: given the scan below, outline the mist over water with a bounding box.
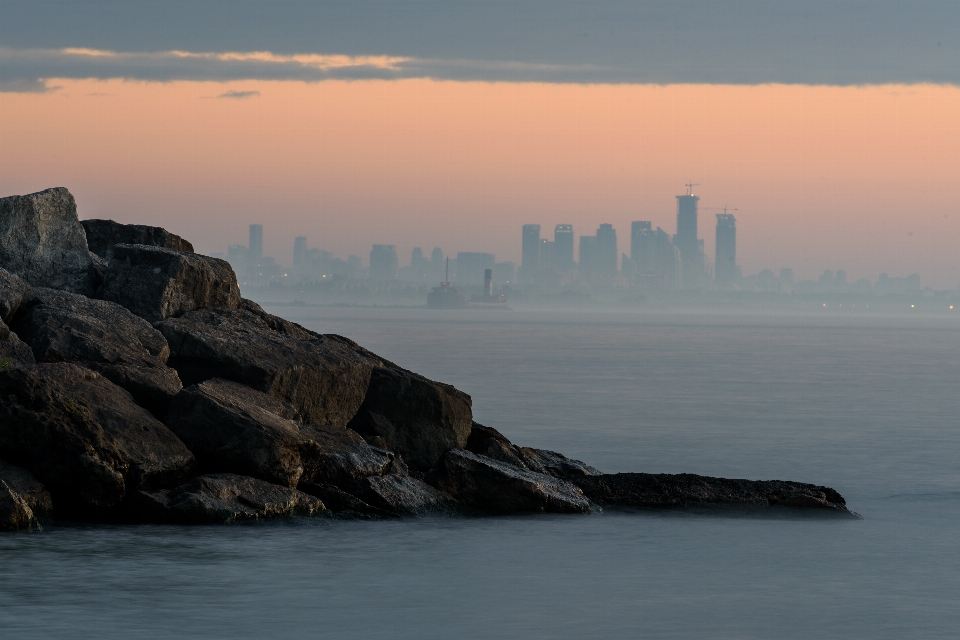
[3,308,959,639]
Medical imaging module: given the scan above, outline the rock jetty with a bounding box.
[0,188,858,530]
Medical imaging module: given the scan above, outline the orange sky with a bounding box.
[2,79,959,286]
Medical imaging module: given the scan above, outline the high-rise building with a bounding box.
[521,224,541,280]
[596,223,618,276]
[293,236,307,268]
[674,189,704,286]
[369,244,398,280]
[554,224,574,270]
[714,213,737,287]
[630,221,655,276]
[411,247,430,280]
[579,235,597,276]
[654,227,681,288]
[539,238,555,271]
[249,224,263,262]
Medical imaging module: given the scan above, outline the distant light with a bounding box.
[822,303,827,307]
[951,305,955,310]
[911,304,915,308]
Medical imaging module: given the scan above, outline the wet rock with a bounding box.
[0,188,96,295]
[572,473,856,516]
[298,483,395,518]
[0,363,195,515]
[139,473,325,523]
[299,424,393,486]
[0,321,36,366]
[466,423,602,480]
[0,268,30,324]
[430,449,591,514]
[1,458,53,531]
[348,366,473,471]
[12,288,182,416]
[158,307,388,426]
[81,219,194,259]
[351,474,455,516]
[97,244,241,321]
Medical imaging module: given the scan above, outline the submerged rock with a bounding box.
[13,288,182,417]
[430,449,591,514]
[81,219,194,259]
[140,473,325,523]
[98,244,241,321]
[466,423,602,480]
[0,363,195,515]
[572,473,856,515]
[0,458,53,530]
[0,188,96,295]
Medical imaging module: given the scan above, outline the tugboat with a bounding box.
[427,258,467,309]
[469,268,508,309]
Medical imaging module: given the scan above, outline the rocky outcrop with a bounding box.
[0,320,36,366]
[0,268,30,324]
[139,473,325,523]
[298,483,395,518]
[1,458,53,530]
[351,474,455,516]
[465,423,602,480]
[348,366,474,471]
[572,473,856,516]
[0,188,96,295]
[0,363,195,515]
[81,219,194,259]
[430,449,591,514]
[158,307,388,426]
[298,424,393,486]
[12,288,182,416]
[97,244,241,321]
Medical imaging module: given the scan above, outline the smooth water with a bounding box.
[3,308,959,639]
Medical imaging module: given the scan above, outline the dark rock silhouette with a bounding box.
[0,363,194,515]
[0,268,30,324]
[98,244,241,321]
[1,457,53,530]
[299,483,395,518]
[81,219,194,259]
[351,474,455,515]
[466,423,601,480]
[140,473,325,523]
[13,287,182,417]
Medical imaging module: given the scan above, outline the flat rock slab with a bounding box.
[141,473,325,523]
[0,267,29,324]
[573,473,856,516]
[98,244,240,321]
[351,474,456,516]
[466,423,602,480]
[81,219,194,259]
[299,483,395,518]
[1,458,53,531]
[0,363,195,515]
[431,449,591,514]
[13,288,182,416]
[0,188,96,295]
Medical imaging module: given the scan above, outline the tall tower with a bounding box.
[630,221,655,275]
[249,224,264,262]
[596,223,618,276]
[714,213,737,287]
[554,224,574,270]
[674,184,704,286]
[521,224,541,281]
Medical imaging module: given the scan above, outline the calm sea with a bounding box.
[2,307,959,639]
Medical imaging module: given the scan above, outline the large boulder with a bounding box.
[299,424,393,486]
[0,363,195,515]
[12,288,182,417]
[298,483,395,518]
[350,474,455,516]
[572,473,856,516]
[0,320,36,366]
[430,449,591,514]
[81,219,194,259]
[0,267,30,324]
[0,188,96,295]
[139,473,325,523]
[97,244,241,321]
[466,423,602,480]
[1,458,53,530]
[158,307,389,426]
[347,366,474,471]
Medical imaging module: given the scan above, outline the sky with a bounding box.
[2,1,959,286]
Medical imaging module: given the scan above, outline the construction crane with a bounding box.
[703,205,738,215]
[684,181,701,196]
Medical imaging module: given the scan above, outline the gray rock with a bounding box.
[81,219,194,259]
[0,363,195,515]
[299,424,393,486]
[0,267,30,324]
[1,458,53,531]
[347,366,474,471]
[158,307,389,426]
[0,322,36,366]
[430,449,591,514]
[298,483,395,518]
[351,474,455,516]
[140,473,325,523]
[97,244,241,321]
[0,188,96,294]
[12,288,182,416]
[572,473,857,516]
[465,423,602,479]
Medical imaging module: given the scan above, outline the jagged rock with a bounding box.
[465,423,603,480]
[1,458,53,530]
[12,288,182,416]
[0,188,96,295]
[158,307,389,426]
[299,483,395,518]
[0,321,36,366]
[0,363,195,515]
[348,367,473,471]
[299,424,393,486]
[572,473,856,516]
[351,474,455,516]
[430,449,591,514]
[139,473,325,523]
[0,268,30,324]
[81,219,194,259]
[97,244,241,321]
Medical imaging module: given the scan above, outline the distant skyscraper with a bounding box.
[630,221,655,276]
[674,188,704,286]
[654,227,681,288]
[714,213,737,287]
[521,224,541,280]
[411,247,429,280]
[596,223,618,276]
[430,247,444,281]
[293,236,307,268]
[249,224,263,262]
[554,224,574,270]
[369,244,399,280]
[579,235,597,276]
[539,238,555,271]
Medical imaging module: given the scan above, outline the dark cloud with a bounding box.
[218,90,261,99]
[1,1,958,87]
